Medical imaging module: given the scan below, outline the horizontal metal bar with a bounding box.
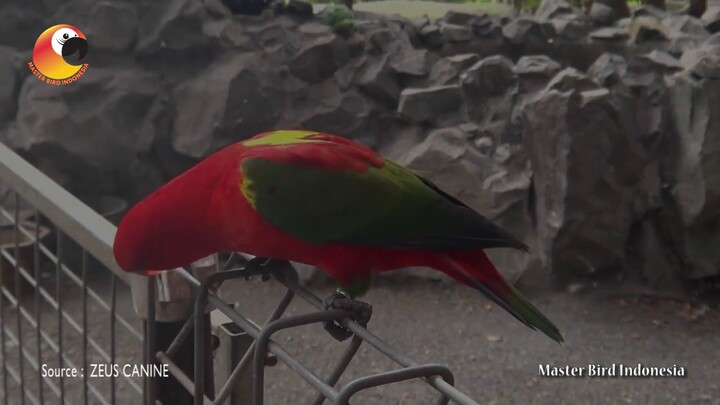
[336,364,454,404]
[213,288,294,405]
[155,352,212,404]
[253,309,360,404]
[0,251,127,363]
[205,294,340,401]
[174,265,478,404]
[1,361,40,405]
[0,287,142,397]
[0,142,134,285]
[0,212,142,341]
[279,273,477,405]
[164,316,194,357]
[312,335,363,405]
[0,322,62,397]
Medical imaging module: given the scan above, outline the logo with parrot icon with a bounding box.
[28,24,89,85]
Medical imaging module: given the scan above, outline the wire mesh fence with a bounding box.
[0,147,145,404]
[0,141,479,404]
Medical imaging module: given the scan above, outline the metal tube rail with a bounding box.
[168,264,479,405]
[0,142,132,285]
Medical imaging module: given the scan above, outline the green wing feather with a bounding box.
[241,157,527,251]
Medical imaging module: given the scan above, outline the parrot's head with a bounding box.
[113,159,236,276]
[114,193,221,276]
[32,24,88,80]
[113,200,170,276]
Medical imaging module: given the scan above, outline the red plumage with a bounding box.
[113,130,563,342]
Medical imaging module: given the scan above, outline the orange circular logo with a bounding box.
[28,24,89,85]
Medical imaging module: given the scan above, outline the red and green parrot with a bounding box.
[113,130,563,343]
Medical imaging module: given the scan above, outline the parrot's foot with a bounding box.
[322,291,372,342]
[243,256,273,281]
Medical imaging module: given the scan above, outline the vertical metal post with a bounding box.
[55,229,64,403]
[32,210,43,404]
[146,276,157,405]
[110,273,117,405]
[0,191,8,405]
[81,249,89,404]
[12,195,25,405]
[155,319,195,405]
[193,293,216,405]
[213,323,254,405]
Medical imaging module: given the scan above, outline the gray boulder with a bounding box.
[590,26,630,41]
[172,53,282,158]
[665,69,720,278]
[515,55,562,93]
[356,55,401,105]
[631,216,685,292]
[136,0,211,54]
[535,0,588,40]
[389,49,436,77]
[289,34,349,83]
[295,81,374,138]
[440,23,473,42]
[461,56,516,139]
[0,47,19,122]
[502,17,554,45]
[244,19,300,65]
[664,14,709,37]
[629,15,673,43]
[470,14,502,38]
[679,34,720,78]
[86,1,138,51]
[587,53,628,87]
[13,67,166,199]
[701,7,720,33]
[0,7,46,49]
[589,2,618,25]
[535,0,575,20]
[630,50,683,73]
[429,54,480,85]
[515,55,562,78]
[521,70,648,276]
[398,85,463,123]
[550,14,589,40]
[419,24,445,48]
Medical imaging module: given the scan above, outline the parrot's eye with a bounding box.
[62,33,69,39]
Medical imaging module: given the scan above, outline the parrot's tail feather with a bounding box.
[440,252,564,343]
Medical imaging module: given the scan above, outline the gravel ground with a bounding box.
[219,276,720,405]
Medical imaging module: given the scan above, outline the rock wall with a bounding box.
[2,0,720,289]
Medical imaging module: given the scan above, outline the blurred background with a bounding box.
[0,0,719,402]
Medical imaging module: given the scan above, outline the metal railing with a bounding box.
[0,141,479,404]
[0,145,145,404]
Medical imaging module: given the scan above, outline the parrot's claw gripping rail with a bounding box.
[152,255,479,405]
[322,292,373,342]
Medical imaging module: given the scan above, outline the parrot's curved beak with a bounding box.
[61,37,88,65]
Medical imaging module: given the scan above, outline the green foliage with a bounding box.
[371,0,491,4]
[333,19,356,35]
[321,4,356,32]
